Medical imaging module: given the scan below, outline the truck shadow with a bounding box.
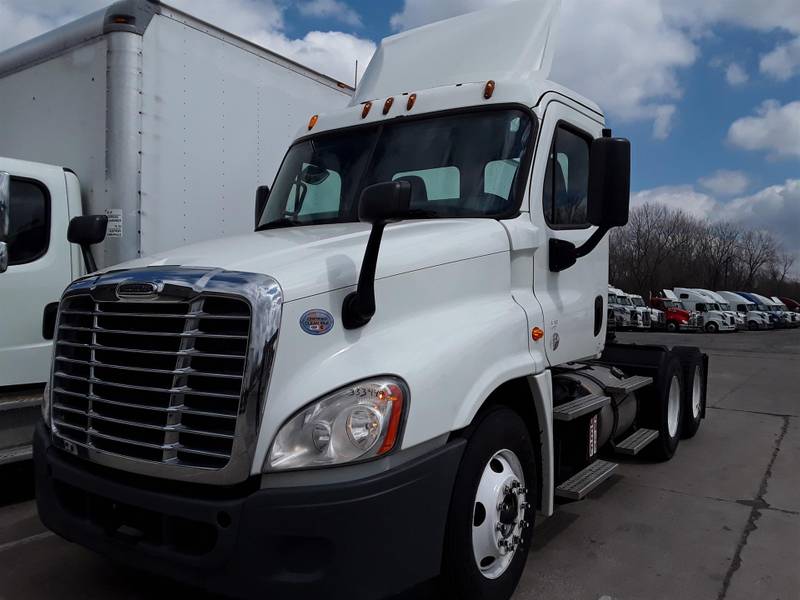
[0,460,35,507]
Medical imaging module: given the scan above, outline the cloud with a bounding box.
[728,100,800,160]
[724,62,748,85]
[0,0,374,85]
[699,170,750,196]
[760,37,800,81]
[297,0,363,28]
[633,178,800,260]
[631,185,718,219]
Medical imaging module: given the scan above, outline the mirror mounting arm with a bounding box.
[342,223,387,329]
[549,226,611,273]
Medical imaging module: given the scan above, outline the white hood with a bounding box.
[111,219,511,302]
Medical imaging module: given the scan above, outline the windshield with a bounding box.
[257,109,534,230]
[710,303,721,311]
[664,300,679,309]
[632,297,645,307]
[746,304,757,312]
[609,294,618,304]
[720,303,731,310]
[618,297,632,306]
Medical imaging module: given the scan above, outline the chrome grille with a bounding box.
[52,293,251,470]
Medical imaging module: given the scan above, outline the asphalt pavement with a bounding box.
[0,329,797,600]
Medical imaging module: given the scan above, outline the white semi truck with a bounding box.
[674,288,737,333]
[0,0,353,465]
[30,2,709,599]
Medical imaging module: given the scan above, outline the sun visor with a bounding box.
[353,0,561,106]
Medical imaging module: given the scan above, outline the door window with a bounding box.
[7,178,50,265]
[543,125,590,227]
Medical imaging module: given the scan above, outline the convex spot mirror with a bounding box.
[587,136,631,229]
[0,172,10,274]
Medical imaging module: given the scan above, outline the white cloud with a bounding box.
[631,185,718,219]
[725,62,748,86]
[664,0,800,36]
[699,170,750,196]
[728,101,800,160]
[652,105,677,140]
[760,37,800,81]
[297,0,363,28]
[0,0,375,86]
[633,178,800,258]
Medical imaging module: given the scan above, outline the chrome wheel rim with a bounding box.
[667,375,681,438]
[692,366,703,419]
[472,449,529,580]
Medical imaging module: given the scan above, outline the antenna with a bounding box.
[354,60,359,90]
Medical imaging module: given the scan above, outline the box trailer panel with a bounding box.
[0,38,108,225]
[139,13,353,256]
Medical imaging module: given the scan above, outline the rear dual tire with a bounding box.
[648,357,685,461]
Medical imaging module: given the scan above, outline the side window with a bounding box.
[697,303,707,312]
[286,165,342,219]
[738,304,746,312]
[7,178,50,265]
[543,125,590,227]
[393,167,460,205]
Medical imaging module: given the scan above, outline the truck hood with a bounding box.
[108,220,511,302]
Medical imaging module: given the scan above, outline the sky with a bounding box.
[1,0,798,261]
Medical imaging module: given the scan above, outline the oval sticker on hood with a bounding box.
[300,309,335,336]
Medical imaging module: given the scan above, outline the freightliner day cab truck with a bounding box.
[29,1,710,598]
[0,0,352,465]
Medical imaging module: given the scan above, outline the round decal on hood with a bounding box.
[300,309,335,336]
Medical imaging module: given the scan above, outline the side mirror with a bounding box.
[255,185,269,229]
[550,131,631,272]
[588,135,631,228]
[0,172,10,274]
[342,181,412,329]
[68,215,108,273]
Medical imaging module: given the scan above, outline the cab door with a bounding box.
[0,159,75,387]
[530,98,606,365]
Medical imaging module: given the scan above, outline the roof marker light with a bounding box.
[307,115,319,130]
[383,97,394,115]
[407,93,417,111]
[362,101,373,119]
[484,80,496,100]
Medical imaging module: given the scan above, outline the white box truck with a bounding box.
[31,2,709,599]
[0,0,353,464]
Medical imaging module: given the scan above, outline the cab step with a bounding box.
[0,444,33,466]
[553,393,610,422]
[604,375,653,396]
[555,460,618,500]
[615,428,659,455]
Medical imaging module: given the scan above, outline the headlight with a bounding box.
[41,381,51,425]
[267,377,407,471]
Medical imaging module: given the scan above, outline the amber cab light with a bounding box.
[383,97,394,115]
[484,80,496,100]
[407,93,417,111]
[307,115,319,130]
[362,101,373,119]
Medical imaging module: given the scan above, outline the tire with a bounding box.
[671,347,707,439]
[666,322,677,333]
[705,322,719,334]
[440,408,537,600]
[647,357,685,461]
[748,321,759,331]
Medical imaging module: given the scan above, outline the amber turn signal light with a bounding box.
[362,101,373,119]
[532,327,544,341]
[307,115,319,130]
[484,80,496,100]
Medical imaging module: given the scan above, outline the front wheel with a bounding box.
[666,322,678,333]
[705,322,719,334]
[440,408,538,600]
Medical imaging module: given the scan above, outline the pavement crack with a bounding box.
[708,406,793,419]
[716,415,791,600]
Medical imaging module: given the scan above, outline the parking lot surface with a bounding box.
[0,330,798,600]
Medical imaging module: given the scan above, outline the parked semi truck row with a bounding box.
[0,0,353,465]
[7,1,713,598]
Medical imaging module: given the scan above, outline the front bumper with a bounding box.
[35,422,465,600]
